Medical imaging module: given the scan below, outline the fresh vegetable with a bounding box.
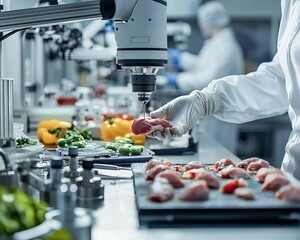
[103,113,134,121]
[71,141,86,148]
[36,119,92,147]
[37,128,48,141]
[118,145,131,155]
[16,137,38,148]
[121,114,134,120]
[101,117,133,141]
[57,138,66,147]
[80,127,92,140]
[56,127,88,148]
[124,133,146,145]
[129,145,144,155]
[0,186,47,236]
[42,131,59,145]
[104,142,144,156]
[115,138,133,145]
[102,113,122,121]
[36,119,71,145]
[105,143,119,151]
[38,119,71,131]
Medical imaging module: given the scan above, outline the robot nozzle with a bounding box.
[138,92,151,105]
[131,74,156,105]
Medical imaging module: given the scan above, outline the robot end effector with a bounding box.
[102,0,168,104]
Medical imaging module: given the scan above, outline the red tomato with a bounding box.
[122,114,134,120]
[114,113,123,119]
[102,113,122,121]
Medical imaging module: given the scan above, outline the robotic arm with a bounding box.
[0,0,167,104]
[113,0,167,104]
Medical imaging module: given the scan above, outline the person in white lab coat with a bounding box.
[163,1,244,91]
[159,1,245,153]
[149,0,300,182]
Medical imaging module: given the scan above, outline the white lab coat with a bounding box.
[178,28,244,153]
[204,0,300,182]
[177,28,244,91]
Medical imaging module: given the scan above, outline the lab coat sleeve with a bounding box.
[203,54,289,124]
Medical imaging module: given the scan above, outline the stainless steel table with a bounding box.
[92,130,300,240]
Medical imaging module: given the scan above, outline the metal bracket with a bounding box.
[0,138,15,148]
[0,1,102,32]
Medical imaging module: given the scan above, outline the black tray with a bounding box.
[42,143,154,165]
[132,163,300,228]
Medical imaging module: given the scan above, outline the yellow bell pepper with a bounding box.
[42,131,58,145]
[124,133,146,145]
[37,128,48,141]
[114,118,133,135]
[36,119,71,145]
[101,118,133,141]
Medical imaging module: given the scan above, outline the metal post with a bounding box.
[0,0,3,77]
[0,78,14,146]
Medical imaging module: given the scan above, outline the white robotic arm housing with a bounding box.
[0,0,168,103]
[118,0,167,104]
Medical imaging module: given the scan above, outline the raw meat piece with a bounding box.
[156,169,185,188]
[256,159,269,167]
[218,165,250,179]
[255,168,283,183]
[247,159,270,174]
[193,169,220,189]
[145,159,164,171]
[148,177,174,202]
[237,157,264,169]
[221,178,247,194]
[183,161,205,171]
[276,184,300,203]
[172,165,185,172]
[210,158,236,171]
[145,159,172,171]
[178,180,209,201]
[164,161,173,167]
[131,117,172,135]
[181,169,204,179]
[234,187,255,200]
[261,173,290,192]
[146,164,170,181]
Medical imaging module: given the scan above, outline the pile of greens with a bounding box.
[105,139,144,156]
[51,124,92,148]
[16,137,38,148]
[0,186,47,236]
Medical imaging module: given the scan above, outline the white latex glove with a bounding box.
[148,90,221,140]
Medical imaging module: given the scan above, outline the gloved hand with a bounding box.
[148,90,221,140]
[156,73,178,87]
[168,48,181,69]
